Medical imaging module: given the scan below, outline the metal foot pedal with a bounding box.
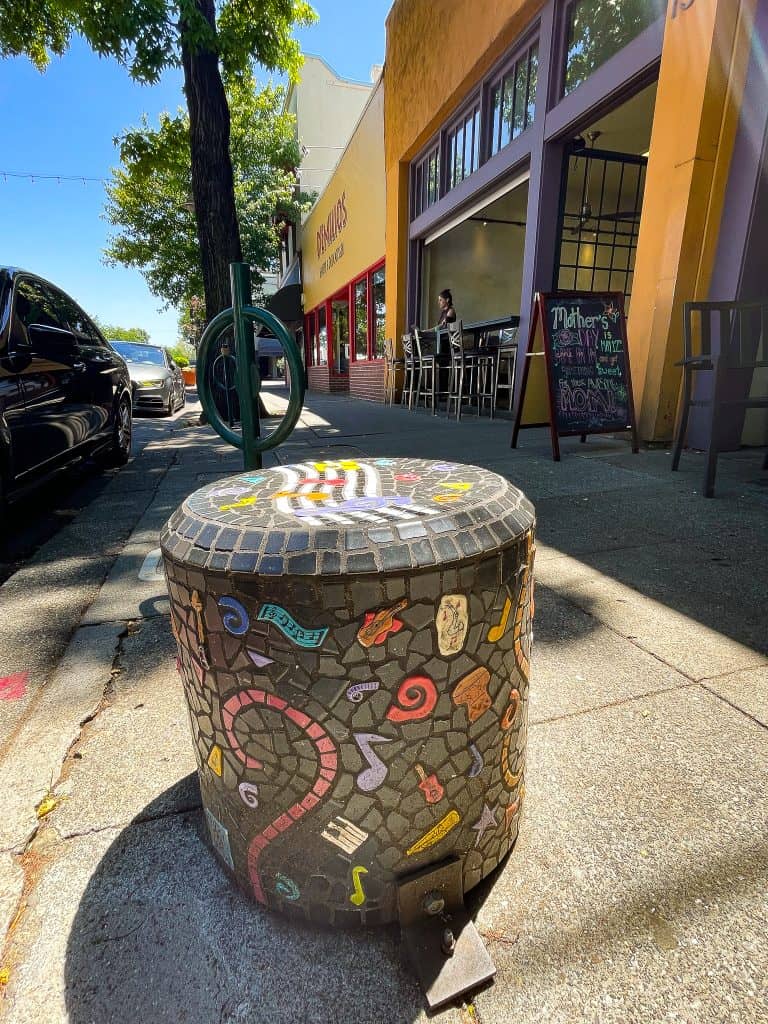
[397,856,496,1010]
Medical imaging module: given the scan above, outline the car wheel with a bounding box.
[178,386,186,410]
[165,392,174,417]
[105,395,132,466]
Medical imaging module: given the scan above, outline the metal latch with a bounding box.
[397,856,496,1010]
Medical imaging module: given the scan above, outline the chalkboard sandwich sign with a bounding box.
[511,290,639,461]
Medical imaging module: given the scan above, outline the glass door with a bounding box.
[331,294,350,374]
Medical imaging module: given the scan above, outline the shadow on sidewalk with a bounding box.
[62,775,513,1022]
[62,777,421,1023]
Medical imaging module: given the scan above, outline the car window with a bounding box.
[12,278,74,355]
[50,287,106,347]
[111,342,165,365]
[14,278,66,333]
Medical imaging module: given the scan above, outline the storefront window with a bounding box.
[446,102,480,191]
[490,43,538,157]
[318,305,327,365]
[354,278,368,359]
[413,145,440,217]
[372,266,385,358]
[563,0,664,96]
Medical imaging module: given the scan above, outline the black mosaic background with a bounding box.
[161,458,535,928]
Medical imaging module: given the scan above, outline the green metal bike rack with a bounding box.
[197,262,306,470]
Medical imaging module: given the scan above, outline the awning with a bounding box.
[255,337,285,358]
[265,283,303,323]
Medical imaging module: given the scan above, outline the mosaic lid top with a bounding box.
[161,457,535,577]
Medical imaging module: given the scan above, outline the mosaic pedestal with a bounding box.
[160,457,535,928]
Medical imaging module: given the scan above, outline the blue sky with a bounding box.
[0,1,390,346]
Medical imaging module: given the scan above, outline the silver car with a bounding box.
[109,342,186,416]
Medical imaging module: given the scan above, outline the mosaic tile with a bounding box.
[160,457,535,927]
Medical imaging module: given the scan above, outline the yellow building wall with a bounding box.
[384,0,546,347]
[384,0,757,439]
[300,79,385,312]
[630,0,757,440]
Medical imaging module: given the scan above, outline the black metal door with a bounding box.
[555,143,647,309]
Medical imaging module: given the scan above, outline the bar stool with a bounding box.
[474,330,500,419]
[446,320,479,421]
[495,327,519,412]
[400,332,418,410]
[413,329,434,412]
[383,337,404,406]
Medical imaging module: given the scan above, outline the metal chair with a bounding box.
[400,332,418,410]
[383,336,404,406]
[474,330,500,419]
[672,300,768,496]
[446,320,479,420]
[495,327,519,412]
[412,329,432,411]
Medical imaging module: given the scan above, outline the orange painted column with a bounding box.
[630,0,757,441]
[384,160,411,354]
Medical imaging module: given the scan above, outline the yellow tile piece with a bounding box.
[207,745,223,776]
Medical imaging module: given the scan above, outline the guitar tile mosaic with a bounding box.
[161,458,535,927]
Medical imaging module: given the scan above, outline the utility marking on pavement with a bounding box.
[0,672,29,701]
[138,548,165,582]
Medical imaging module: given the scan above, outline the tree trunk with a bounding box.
[181,0,243,320]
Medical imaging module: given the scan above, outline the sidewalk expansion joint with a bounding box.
[537,581,702,686]
[697,681,768,733]
[55,800,204,844]
[529,679,698,729]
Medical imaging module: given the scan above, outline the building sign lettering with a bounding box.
[316,191,348,259]
[319,242,344,278]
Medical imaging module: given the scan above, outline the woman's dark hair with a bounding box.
[439,289,453,304]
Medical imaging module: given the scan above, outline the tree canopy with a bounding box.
[0,0,316,319]
[92,318,150,343]
[103,77,312,311]
[0,1,315,83]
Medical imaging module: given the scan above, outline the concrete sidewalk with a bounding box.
[2,389,767,1024]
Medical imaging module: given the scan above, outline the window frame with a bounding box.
[349,258,386,362]
[408,24,541,222]
[487,38,539,160]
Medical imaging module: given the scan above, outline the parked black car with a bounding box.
[110,341,186,416]
[0,267,133,512]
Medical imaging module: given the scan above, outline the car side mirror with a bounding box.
[6,343,32,373]
[28,323,77,354]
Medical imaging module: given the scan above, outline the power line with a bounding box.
[0,170,106,184]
